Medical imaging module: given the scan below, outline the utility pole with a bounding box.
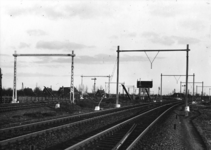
[116,46,120,107]
[71,50,75,103]
[185,44,189,116]
[13,51,17,103]
[91,78,97,93]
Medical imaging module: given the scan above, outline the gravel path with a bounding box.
[134,105,206,150]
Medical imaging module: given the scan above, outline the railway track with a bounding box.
[0,101,178,150]
[57,102,181,150]
[0,102,55,113]
[0,104,147,141]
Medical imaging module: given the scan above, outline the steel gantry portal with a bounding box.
[180,81,203,93]
[12,51,76,103]
[116,45,190,116]
[196,85,211,97]
[180,81,203,101]
[160,74,195,96]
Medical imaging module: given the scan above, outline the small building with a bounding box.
[58,87,79,97]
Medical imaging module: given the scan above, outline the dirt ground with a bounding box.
[177,104,210,150]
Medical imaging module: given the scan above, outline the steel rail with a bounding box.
[64,102,179,150]
[0,104,141,136]
[0,104,149,146]
[126,103,180,150]
[0,102,53,112]
[0,104,137,131]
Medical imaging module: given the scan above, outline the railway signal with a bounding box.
[81,75,111,97]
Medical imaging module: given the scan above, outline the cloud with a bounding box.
[180,19,205,31]
[122,32,137,38]
[36,41,95,50]
[75,54,116,64]
[27,29,47,36]
[65,54,164,64]
[149,3,184,18]
[8,3,111,20]
[31,56,53,64]
[171,36,200,45]
[0,53,11,57]
[142,32,174,46]
[64,4,110,19]
[33,55,115,64]
[110,35,119,39]
[19,42,30,49]
[109,32,137,41]
[8,5,64,19]
[141,32,200,45]
[4,72,57,77]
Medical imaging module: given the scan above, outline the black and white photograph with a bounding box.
[0,0,211,149]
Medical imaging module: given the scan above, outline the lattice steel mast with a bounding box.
[12,52,76,103]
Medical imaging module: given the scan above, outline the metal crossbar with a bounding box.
[116,45,190,116]
[12,51,75,103]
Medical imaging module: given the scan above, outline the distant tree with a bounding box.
[17,89,25,96]
[195,93,200,96]
[24,88,34,96]
[34,87,43,96]
[2,88,13,96]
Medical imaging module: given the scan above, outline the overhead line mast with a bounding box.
[13,52,76,103]
[160,74,195,97]
[116,45,190,116]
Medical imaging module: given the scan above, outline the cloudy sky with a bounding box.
[0,0,211,95]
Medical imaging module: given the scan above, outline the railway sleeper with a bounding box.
[0,104,160,150]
